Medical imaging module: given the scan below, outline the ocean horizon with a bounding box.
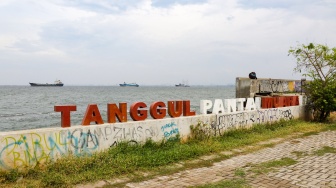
[0,85,235,132]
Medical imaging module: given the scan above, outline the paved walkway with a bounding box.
[79,130,336,188]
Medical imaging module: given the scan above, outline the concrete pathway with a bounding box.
[78,130,336,188]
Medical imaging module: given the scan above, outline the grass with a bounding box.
[194,157,298,188]
[246,157,297,175]
[190,178,250,188]
[313,146,336,156]
[234,168,246,177]
[291,151,309,158]
[0,119,335,187]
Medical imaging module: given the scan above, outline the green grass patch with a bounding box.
[291,151,309,158]
[302,131,319,137]
[259,157,297,168]
[194,157,298,188]
[260,143,276,148]
[0,119,334,187]
[189,178,250,188]
[313,146,336,156]
[234,168,246,178]
[246,157,297,175]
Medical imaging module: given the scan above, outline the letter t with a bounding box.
[54,105,77,128]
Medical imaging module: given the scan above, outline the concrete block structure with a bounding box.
[236,77,306,98]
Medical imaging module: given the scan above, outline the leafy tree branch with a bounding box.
[289,43,336,121]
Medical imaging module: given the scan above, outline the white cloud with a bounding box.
[0,0,335,85]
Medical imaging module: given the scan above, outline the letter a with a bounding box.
[82,104,104,125]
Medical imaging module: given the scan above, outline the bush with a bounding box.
[305,79,336,121]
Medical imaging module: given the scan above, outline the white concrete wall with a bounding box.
[0,105,304,170]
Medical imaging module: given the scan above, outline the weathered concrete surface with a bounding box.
[236,77,305,98]
[120,130,336,188]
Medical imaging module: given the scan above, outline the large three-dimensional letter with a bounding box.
[150,101,166,119]
[130,102,148,121]
[168,101,183,117]
[82,104,104,125]
[54,105,77,128]
[107,103,127,123]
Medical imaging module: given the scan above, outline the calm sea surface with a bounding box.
[0,86,235,132]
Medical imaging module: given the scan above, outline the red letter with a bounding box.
[107,103,127,123]
[279,97,286,107]
[150,101,166,119]
[287,96,299,106]
[183,100,196,116]
[167,101,183,118]
[273,97,284,108]
[81,104,104,125]
[130,102,147,121]
[293,96,299,106]
[54,105,77,128]
[261,97,274,108]
[284,96,291,107]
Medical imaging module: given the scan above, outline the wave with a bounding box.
[0,113,26,118]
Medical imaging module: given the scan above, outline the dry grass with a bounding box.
[329,112,336,122]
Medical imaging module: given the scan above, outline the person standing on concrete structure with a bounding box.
[249,72,257,79]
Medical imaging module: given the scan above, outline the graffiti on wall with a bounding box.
[0,105,300,170]
[0,124,161,169]
[258,80,302,93]
[204,108,295,136]
[161,122,179,140]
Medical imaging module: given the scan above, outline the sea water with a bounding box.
[0,86,235,132]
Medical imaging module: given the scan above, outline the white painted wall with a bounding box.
[0,105,304,170]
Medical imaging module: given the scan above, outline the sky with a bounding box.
[0,0,335,86]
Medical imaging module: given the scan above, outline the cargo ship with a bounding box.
[119,82,139,87]
[29,80,64,87]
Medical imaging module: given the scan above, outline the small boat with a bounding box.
[119,82,139,87]
[175,83,190,87]
[175,80,190,87]
[29,80,64,87]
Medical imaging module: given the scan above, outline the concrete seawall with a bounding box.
[0,105,305,170]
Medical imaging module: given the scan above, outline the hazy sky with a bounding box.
[0,0,335,86]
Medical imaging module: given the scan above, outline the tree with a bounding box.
[288,43,336,122]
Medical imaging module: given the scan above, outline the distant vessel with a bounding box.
[29,80,64,87]
[119,82,139,87]
[175,83,190,87]
[175,80,190,87]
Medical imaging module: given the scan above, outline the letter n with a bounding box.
[107,103,127,123]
